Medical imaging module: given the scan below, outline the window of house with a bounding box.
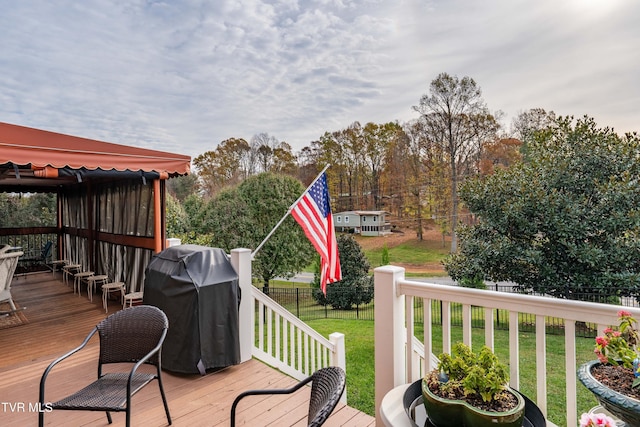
[363,217,366,222]
[337,216,341,223]
[374,216,377,222]
[345,216,349,223]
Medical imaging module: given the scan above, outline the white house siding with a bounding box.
[333,211,391,236]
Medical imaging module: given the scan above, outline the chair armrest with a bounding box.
[230,375,313,426]
[39,328,98,404]
[126,327,168,395]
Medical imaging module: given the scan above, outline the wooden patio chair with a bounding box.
[38,305,172,427]
[230,366,346,427]
[0,250,23,316]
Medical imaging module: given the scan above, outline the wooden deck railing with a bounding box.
[374,265,640,427]
[231,249,347,404]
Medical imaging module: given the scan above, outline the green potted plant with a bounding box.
[422,342,526,427]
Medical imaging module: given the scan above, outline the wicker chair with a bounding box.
[38,305,172,427]
[230,366,346,427]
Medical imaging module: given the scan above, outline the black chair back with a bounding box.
[98,305,168,365]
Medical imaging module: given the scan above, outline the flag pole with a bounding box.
[251,164,331,259]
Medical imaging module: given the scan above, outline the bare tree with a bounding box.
[413,72,499,252]
[251,132,280,173]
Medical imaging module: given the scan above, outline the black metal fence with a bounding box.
[258,284,640,339]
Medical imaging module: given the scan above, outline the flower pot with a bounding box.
[421,379,526,427]
[578,360,640,427]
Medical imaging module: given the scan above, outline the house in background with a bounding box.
[333,210,391,236]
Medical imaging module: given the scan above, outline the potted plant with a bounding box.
[422,342,526,427]
[578,310,640,426]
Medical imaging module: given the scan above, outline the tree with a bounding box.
[396,120,429,239]
[313,234,373,309]
[177,193,213,245]
[271,142,298,176]
[413,72,500,252]
[0,193,56,227]
[165,193,188,237]
[510,108,556,159]
[206,173,315,291]
[166,174,199,202]
[363,122,399,209]
[193,137,251,197]
[478,138,523,175]
[444,116,640,300]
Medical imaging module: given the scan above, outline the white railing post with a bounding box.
[374,265,405,426]
[231,248,253,363]
[330,332,347,404]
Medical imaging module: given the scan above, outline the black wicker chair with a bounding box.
[39,305,172,427]
[230,366,346,427]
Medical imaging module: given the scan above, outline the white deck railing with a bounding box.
[374,265,640,427]
[231,249,347,404]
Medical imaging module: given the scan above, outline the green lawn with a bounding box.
[266,237,597,426]
[362,239,450,269]
[306,318,597,427]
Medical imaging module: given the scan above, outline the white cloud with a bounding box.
[1,0,638,159]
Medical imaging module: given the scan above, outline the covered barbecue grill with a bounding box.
[143,245,241,375]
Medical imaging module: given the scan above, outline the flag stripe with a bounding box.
[291,172,341,294]
[292,199,328,258]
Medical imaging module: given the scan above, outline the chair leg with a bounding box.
[158,374,172,425]
[106,410,112,424]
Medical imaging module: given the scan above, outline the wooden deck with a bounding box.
[0,272,375,426]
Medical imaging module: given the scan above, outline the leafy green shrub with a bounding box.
[458,275,486,289]
[381,243,390,266]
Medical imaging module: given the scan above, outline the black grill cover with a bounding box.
[143,245,240,374]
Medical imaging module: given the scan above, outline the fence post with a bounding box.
[374,265,405,425]
[231,248,253,364]
[329,332,347,404]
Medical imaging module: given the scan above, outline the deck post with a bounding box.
[231,248,253,363]
[374,265,405,426]
[329,332,347,404]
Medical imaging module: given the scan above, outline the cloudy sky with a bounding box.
[1,0,638,159]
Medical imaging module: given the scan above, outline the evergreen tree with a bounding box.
[314,234,373,309]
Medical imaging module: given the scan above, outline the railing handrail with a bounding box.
[250,285,347,404]
[252,287,336,351]
[398,278,640,325]
[230,249,346,404]
[374,265,639,427]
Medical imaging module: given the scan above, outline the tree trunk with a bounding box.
[416,198,423,241]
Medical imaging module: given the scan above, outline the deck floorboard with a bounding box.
[0,272,375,426]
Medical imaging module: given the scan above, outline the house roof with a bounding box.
[0,122,191,191]
[334,210,389,216]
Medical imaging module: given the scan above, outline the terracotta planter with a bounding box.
[578,360,640,426]
[422,379,526,427]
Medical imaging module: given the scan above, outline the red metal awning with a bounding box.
[0,122,190,175]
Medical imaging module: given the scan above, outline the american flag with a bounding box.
[291,172,341,294]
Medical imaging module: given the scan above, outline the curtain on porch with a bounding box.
[61,180,156,293]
